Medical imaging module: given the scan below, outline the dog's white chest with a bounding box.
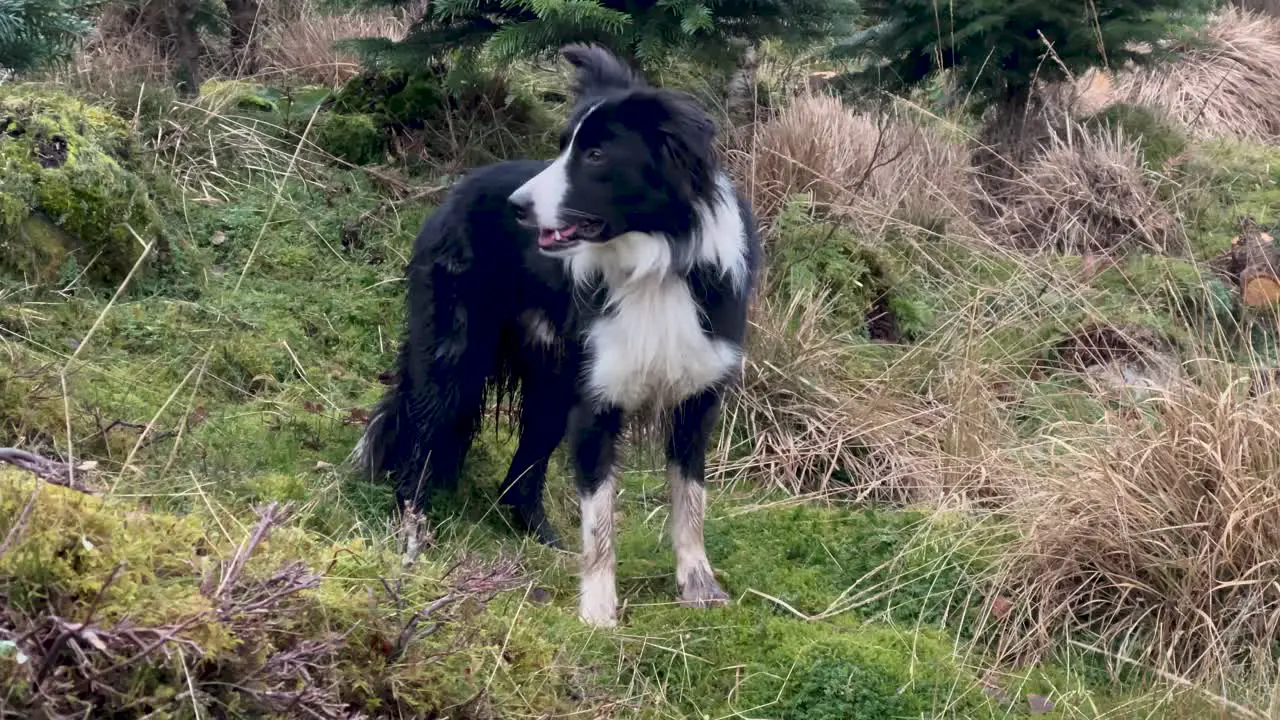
[584,278,739,411]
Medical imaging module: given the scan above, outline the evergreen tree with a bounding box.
[357,0,858,69]
[837,0,1213,114]
[0,0,93,73]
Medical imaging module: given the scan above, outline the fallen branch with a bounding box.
[0,448,98,494]
[215,501,292,600]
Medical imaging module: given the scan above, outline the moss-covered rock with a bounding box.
[772,199,934,341]
[314,112,386,165]
[0,87,163,286]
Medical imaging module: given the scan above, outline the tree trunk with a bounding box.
[169,0,203,96]
[1210,217,1280,307]
[725,42,758,128]
[225,0,262,76]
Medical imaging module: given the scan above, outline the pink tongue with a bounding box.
[537,225,577,248]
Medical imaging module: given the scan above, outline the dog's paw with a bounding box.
[580,608,618,628]
[678,569,730,609]
[579,571,618,627]
[508,505,563,549]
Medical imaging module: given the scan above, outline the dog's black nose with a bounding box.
[509,194,534,224]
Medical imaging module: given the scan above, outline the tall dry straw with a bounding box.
[717,288,943,502]
[261,2,421,86]
[716,286,1023,506]
[1116,8,1280,141]
[988,123,1179,255]
[990,374,1280,683]
[744,93,971,232]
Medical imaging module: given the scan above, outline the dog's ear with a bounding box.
[561,44,644,99]
[619,89,717,202]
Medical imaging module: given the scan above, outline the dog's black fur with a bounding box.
[353,46,760,609]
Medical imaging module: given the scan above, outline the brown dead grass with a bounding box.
[740,93,973,233]
[62,0,422,93]
[1115,8,1280,141]
[989,373,1280,685]
[987,123,1180,255]
[716,285,1023,507]
[261,3,422,87]
[717,289,944,502]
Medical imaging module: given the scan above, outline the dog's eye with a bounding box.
[584,148,605,164]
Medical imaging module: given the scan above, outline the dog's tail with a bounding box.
[350,207,514,510]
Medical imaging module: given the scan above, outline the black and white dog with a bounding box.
[353,45,760,627]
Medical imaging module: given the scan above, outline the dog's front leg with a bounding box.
[569,403,624,627]
[668,389,730,609]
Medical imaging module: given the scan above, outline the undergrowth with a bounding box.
[5,7,1280,717]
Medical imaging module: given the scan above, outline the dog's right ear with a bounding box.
[561,44,644,100]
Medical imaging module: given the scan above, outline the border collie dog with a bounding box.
[353,44,760,627]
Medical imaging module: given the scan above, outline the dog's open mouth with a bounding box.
[536,218,604,251]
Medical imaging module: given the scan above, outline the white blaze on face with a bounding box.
[508,102,603,230]
[578,474,618,627]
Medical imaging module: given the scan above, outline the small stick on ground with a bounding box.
[215,502,292,600]
[0,448,98,494]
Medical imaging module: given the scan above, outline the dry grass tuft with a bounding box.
[990,375,1280,682]
[741,93,972,232]
[1115,8,1280,141]
[716,287,1021,506]
[987,123,1179,255]
[717,289,933,501]
[261,3,421,87]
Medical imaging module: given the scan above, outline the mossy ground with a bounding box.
[2,75,1277,717]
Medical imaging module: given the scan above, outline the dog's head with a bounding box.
[508,44,719,256]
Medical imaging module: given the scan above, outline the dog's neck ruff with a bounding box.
[564,173,748,295]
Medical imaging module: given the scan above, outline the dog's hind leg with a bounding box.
[498,364,572,548]
[667,388,730,609]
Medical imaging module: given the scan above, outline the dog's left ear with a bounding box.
[561,44,643,100]
[620,89,717,202]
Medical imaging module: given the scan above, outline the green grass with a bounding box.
[3,77,1277,718]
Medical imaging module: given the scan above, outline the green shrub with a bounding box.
[0,0,93,73]
[356,0,857,70]
[837,0,1212,118]
[331,66,555,165]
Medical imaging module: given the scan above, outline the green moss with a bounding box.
[314,112,386,165]
[0,87,164,286]
[772,200,934,341]
[0,467,596,717]
[198,79,278,113]
[1092,254,1235,333]
[1181,139,1280,259]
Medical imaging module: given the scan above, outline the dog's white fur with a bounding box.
[567,177,748,413]
[578,474,618,627]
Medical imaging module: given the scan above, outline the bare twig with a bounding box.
[0,481,39,561]
[215,502,291,600]
[35,563,124,687]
